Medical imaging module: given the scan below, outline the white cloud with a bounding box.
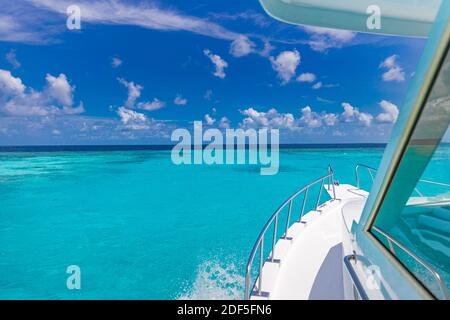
[204,114,216,125]
[27,0,242,41]
[111,56,122,68]
[0,69,84,116]
[45,73,74,106]
[260,40,274,57]
[341,102,373,127]
[312,82,322,90]
[302,26,356,52]
[380,55,405,82]
[323,113,338,126]
[229,35,256,57]
[117,77,142,108]
[376,100,399,123]
[219,116,230,129]
[297,73,316,83]
[239,105,338,131]
[0,8,56,44]
[0,69,25,96]
[300,106,322,128]
[204,49,228,79]
[174,95,187,106]
[117,106,148,130]
[300,106,337,128]
[209,11,270,28]
[240,107,296,130]
[137,99,166,111]
[358,112,374,127]
[117,77,165,111]
[270,50,300,84]
[6,49,21,69]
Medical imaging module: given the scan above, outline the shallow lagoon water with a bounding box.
[0,147,385,299]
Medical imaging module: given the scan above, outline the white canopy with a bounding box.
[259,0,443,37]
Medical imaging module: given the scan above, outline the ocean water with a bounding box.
[0,146,385,299]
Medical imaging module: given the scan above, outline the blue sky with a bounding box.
[0,0,427,145]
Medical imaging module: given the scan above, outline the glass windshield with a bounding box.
[372,47,450,299]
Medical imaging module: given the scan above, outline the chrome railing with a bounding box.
[372,226,449,300]
[355,164,450,197]
[343,255,369,300]
[244,166,337,300]
[355,164,377,189]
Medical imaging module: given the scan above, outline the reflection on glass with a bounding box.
[372,48,450,299]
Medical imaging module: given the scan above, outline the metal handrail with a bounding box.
[343,255,369,300]
[372,226,449,300]
[355,164,377,189]
[244,165,337,300]
[355,164,449,197]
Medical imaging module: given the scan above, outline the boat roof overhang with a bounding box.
[259,0,443,37]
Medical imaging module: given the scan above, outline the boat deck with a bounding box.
[251,184,368,300]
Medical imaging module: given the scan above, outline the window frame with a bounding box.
[355,3,450,300]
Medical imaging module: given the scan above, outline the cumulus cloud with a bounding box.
[240,107,296,130]
[204,49,228,79]
[376,100,399,123]
[312,82,322,90]
[174,95,187,106]
[117,77,142,108]
[239,105,339,131]
[297,73,316,83]
[341,102,373,127]
[137,99,166,111]
[219,116,230,129]
[300,106,322,128]
[6,49,21,69]
[380,55,405,82]
[270,50,300,84]
[117,77,165,111]
[111,56,122,68]
[229,35,256,57]
[302,26,356,52]
[46,73,74,106]
[204,114,216,125]
[0,69,25,96]
[300,106,338,128]
[0,69,84,116]
[116,106,148,130]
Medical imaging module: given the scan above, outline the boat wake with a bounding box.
[177,259,245,300]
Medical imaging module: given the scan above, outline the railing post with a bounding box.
[299,187,308,222]
[315,178,324,211]
[332,173,337,200]
[327,165,332,191]
[272,214,278,261]
[245,268,250,300]
[284,200,293,238]
[258,238,264,296]
[356,165,360,189]
[368,169,374,182]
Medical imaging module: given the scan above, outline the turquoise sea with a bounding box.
[0,145,390,299]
